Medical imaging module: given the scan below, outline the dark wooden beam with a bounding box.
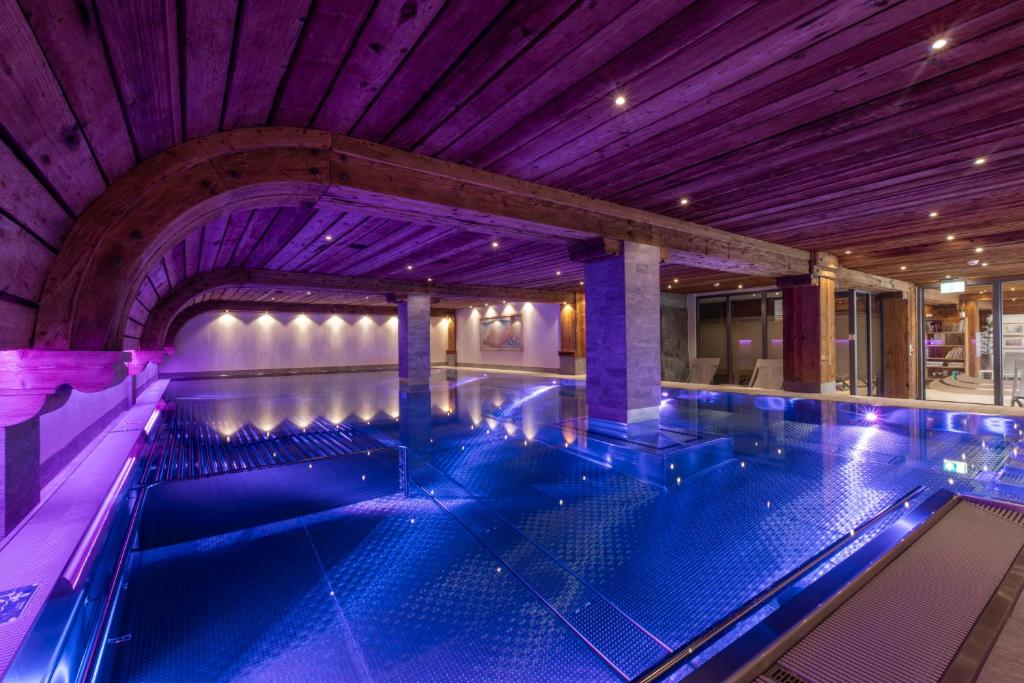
[35,128,811,350]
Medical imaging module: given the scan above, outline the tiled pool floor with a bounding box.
[98,370,1024,681]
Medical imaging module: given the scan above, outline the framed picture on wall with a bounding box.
[480,314,523,351]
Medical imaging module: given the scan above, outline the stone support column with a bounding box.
[582,241,662,423]
[398,293,431,386]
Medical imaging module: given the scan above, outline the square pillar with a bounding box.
[583,242,661,423]
[780,258,837,393]
[558,293,586,375]
[1,417,40,535]
[445,314,457,366]
[398,293,431,386]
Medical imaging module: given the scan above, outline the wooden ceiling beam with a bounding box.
[36,127,811,350]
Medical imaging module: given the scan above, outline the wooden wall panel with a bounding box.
[220,0,309,129]
[0,300,36,347]
[95,0,181,159]
[181,0,237,138]
[0,215,53,301]
[0,0,105,211]
[19,0,136,180]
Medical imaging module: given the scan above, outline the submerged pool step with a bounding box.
[408,462,671,680]
[139,406,382,484]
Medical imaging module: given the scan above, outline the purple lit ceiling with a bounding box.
[3,0,1024,347]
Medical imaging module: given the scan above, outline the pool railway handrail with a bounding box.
[632,484,929,683]
[667,489,962,683]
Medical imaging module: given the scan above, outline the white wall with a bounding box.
[162,310,449,375]
[455,302,561,370]
[39,374,132,466]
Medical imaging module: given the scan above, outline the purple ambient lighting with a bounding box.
[65,456,136,589]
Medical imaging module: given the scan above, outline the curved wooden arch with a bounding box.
[139,268,566,349]
[36,127,809,350]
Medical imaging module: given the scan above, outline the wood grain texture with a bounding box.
[1,1,1024,350]
[31,128,813,351]
[18,0,136,181]
[0,0,105,211]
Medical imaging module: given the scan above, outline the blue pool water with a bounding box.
[94,369,1024,682]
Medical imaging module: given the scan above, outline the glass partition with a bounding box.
[922,283,996,404]
[696,291,781,386]
[697,296,729,384]
[730,293,763,385]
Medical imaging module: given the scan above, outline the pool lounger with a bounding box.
[677,491,1024,683]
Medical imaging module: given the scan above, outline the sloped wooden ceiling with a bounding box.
[2,0,1024,347]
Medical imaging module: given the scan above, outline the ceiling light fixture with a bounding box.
[406,264,413,270]
[325,235,333,241]
[556,270,561,276]
[975,247,984,253]
[844,250,851,255]
[491,241,499,249]
[982,262,989,267]
[974,157,987,166]
[930,37,949,51]
[614,94,626,106]
[679,198,689,206]
[737,284,744,289]
[929,211,939,218]
[900,265,907,271]
[946,234,955,241]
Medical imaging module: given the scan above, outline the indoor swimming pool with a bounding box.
[32,369,1024,682]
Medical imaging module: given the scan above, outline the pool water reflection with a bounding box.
[100,369,1024,682]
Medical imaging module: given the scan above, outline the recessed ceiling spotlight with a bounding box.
[406,264,413,270]
[427,277,433,282]
[491,240,499,249]
[968,259,980,266]
[737,284,744,289]
[667,285,672,289]
[900,265,907,270]
[929,211,939,218]
[974,157,987,166]
[844,250,851,255]
[713,282,720,288]
[982,262,989,267]
[930,37,949,51]
[325,235,333,241]
[556,270,562,275]
[679,198,689,206]
[579,280,584,285]
[673,278,679,283]
[945,274,952,278]
[946,234,955,241]
[975,246,984,253]
[613,94,626,106]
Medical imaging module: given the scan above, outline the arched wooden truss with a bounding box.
[35,127,811,351]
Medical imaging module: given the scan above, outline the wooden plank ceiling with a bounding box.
[2,0,1024,346]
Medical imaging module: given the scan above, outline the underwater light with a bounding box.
[864,410,878,423]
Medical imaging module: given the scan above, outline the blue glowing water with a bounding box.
[98,369,1024,682]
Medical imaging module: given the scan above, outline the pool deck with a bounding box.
[0,380,169,678]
